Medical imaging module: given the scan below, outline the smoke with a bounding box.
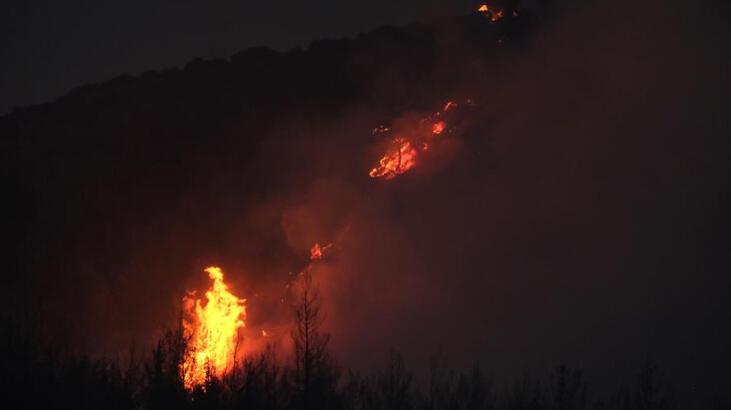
[266,0,731,393]
[3,0,730,399]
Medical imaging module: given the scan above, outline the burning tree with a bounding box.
[181,266,247,390]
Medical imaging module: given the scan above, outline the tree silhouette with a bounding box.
[633,360,675,410]
[143,328,188,409]
[378,350,414,410]
[506,372,543,410]
[289,271,340,410]
[547,365,587,410]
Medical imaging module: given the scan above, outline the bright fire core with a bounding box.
[182,266,246,389]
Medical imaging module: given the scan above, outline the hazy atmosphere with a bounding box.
[2,1,730,409]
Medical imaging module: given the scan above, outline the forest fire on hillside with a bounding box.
[176,97,469,388]
[368,100,467,180]
[181,266,246,390]
[5,0,729,405]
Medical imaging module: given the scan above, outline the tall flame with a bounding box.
[182,266,246,390]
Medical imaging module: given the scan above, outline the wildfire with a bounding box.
[368,100,467,180]
[369,138,418,180]
[182,266,246,390]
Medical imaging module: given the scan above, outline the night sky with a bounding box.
[1,0,480,114]
[2,0,731,404]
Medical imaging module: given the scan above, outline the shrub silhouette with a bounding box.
[2,314,728,410]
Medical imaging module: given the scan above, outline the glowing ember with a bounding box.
[310,242,333,260]
[443,101,457,111]
[477,3,506,22]
[182,266,246,390]
[369,138,418,180]
[372,125,390,135]
[432,121,446,135]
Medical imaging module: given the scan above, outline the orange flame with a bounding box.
[310,242,333,260]
[432,121,446,135]
[477,3,505,22]
[369,99,467,180]
[182,266,246,390]
[369,138,418,180]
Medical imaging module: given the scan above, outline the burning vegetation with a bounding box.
[173,96,476,391]
[181,266,246,389]
[368,99,470,180]
[368,138,419,180]
[180,240,335,390]
[175,95,476,389]
[476,1,521,23]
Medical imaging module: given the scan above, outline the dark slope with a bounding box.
[0,11,534,352]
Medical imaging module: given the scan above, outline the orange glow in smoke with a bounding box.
[182,266,246,390]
